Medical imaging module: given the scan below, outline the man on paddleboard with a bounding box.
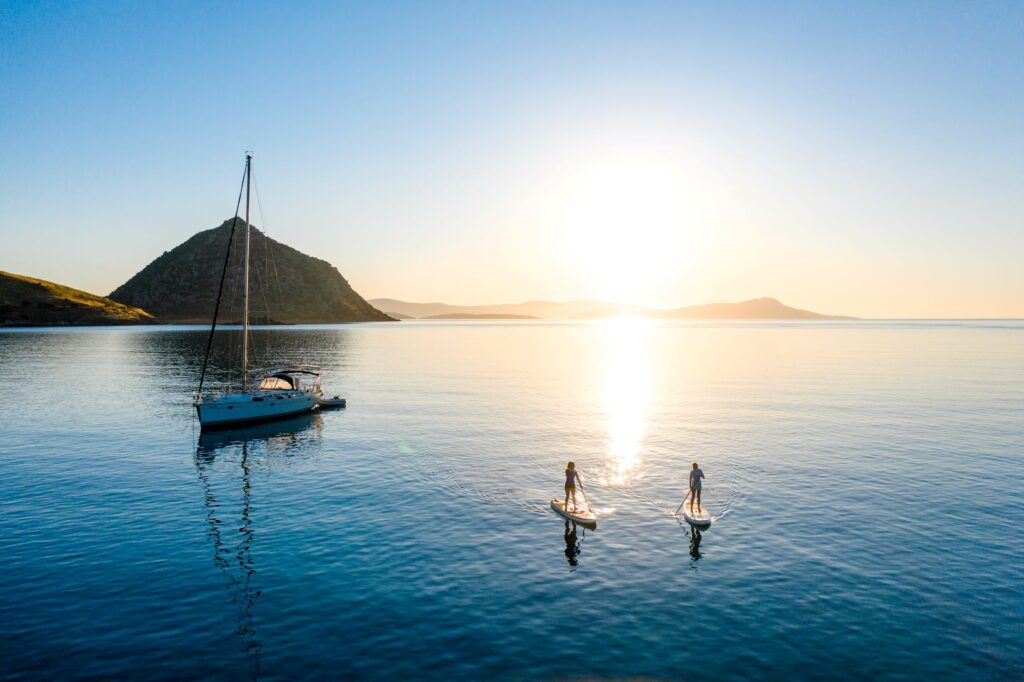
[689,462,705,512]
[564,461,582,512]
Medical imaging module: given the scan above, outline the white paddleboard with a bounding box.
[551,499,597,526]
[680,498,711,527]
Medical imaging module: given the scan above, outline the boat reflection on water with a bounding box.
[193,410,323,678]
[197,410,323,459]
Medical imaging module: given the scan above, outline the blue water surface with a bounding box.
[0,321,1021,680]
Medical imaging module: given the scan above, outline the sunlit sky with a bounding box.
[2,2,1023,318]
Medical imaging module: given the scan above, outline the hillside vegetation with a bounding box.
[1,271,154,326]
[110,218,393,323]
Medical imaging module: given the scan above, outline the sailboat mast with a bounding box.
[242,153,252,389]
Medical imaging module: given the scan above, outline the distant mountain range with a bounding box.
[370,297,855,320]
[422,313,539,320]
[1,271,153,326]
[1,218,855,327]
[110,218,392,323]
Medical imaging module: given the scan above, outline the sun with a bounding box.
[564,159,691,304]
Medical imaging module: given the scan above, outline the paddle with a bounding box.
[674,491,691,516]
[578,482,595,514]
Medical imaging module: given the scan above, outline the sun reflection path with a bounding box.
[601,316,652,486]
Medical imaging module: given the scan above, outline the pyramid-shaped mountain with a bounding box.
[110,218,393,323]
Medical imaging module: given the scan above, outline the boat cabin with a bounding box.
[258,374,299,390]
[256,366,322,394]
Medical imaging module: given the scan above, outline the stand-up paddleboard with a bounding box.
[678,495,711,527]
[551,499,597,526]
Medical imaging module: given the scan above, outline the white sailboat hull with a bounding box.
[196,390,319,428]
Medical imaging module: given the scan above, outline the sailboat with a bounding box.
[194,153,322,428]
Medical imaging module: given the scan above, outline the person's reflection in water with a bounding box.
[689,527,703,561]
[564,520,582,569]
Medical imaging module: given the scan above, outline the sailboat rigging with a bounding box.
[194,153,323,428]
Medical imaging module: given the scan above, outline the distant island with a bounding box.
[1,271,153,326]
[110,218,392,324]
[422,313,539,320]
[370,297,855,320]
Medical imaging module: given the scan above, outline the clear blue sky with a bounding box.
[2,1,1022,317]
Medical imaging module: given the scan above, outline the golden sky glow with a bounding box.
[3,4,1023,318]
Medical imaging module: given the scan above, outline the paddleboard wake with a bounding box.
[551,499,597,527]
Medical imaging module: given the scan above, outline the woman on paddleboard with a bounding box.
[564,461,582,512]
[689,462,705,512]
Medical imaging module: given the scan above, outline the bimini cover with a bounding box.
[258,374,296,390]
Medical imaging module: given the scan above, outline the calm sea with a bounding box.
[0,320,1021,680]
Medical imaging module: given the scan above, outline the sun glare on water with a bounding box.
[601,315,652,485]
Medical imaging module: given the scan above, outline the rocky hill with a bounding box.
[110,218,393,323]
[1,271,154,326]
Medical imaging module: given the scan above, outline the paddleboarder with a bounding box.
[689,462,705,513]
[564,461,582,512]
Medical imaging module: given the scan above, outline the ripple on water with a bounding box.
[0,321,1022,680]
